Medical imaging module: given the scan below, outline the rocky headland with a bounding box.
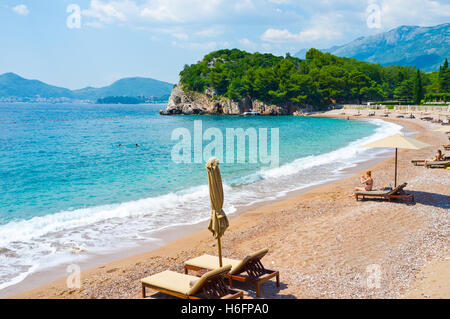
[160,84,299,115]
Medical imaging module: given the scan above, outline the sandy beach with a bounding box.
[9,110,450,299]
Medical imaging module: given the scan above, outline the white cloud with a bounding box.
[79,0,450,53]
[377,0,450,29]
[296,0,450,32]
[149,26,193,41]
[261,29,299,43]
[140,5,179,22]
[194,26,225,38]
[12,4,29,16]
[81,0,285,26]
[261,24,342,44]
[239,38,253,46]
[261,0,450,49]
[80,0,450,30]
[239,38,259,51]
[171,40,230,51]
[233,0,255,12]
[82,0,134,25]
[85,0,228,25]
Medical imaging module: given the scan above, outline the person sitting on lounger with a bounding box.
[352,171,373,198]
[424,150,444,168]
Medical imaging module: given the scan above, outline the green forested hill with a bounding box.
[0,73,174,101]
[72,77,174,100]
[180,48,449,107]
[0,73,74,98]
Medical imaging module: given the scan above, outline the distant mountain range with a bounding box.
[295,23,450,72]
[0,72,174,101]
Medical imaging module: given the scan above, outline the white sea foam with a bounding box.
[0,118,403,292]
[260,119,401,180]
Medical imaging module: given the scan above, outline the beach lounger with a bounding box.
[141,265,243,299]
[411,159,425,166]
[444,145,450,151]
[184,248,280,297]
[355,182,414,204]
[425,160,450,169]
[411,156,449,166]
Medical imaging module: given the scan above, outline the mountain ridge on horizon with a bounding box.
[294,23,450,72]
[0,72,174,101]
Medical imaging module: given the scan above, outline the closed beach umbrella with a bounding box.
[206,157,229,267]
[361,134,431,187]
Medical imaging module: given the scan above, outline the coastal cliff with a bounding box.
[160,83,294,115]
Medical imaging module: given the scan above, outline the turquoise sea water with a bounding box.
[0,103,401,290]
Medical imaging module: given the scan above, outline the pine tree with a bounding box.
[413,70,424,105]
[439,58,450,93]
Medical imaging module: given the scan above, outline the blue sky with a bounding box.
[1,0,449,89]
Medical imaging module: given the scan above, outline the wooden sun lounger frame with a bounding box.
[425,161,450,168]
[355,183,414,205]
[142,268,244,299]
[411,159,426,166]
[184,255,280,297]
[411,156,449,166]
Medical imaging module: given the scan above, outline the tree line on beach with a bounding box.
[96,95,170,104]
[179,48,450,109]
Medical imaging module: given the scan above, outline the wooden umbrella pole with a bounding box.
[394,148,398,188]
[218,237,223,267]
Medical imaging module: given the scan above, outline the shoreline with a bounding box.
[6,111,450,299]
[0,115,395,297]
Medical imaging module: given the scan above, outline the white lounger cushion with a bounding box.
[186,255,242,274]
[185,248,269,275]
[142,265,232,296]
[142,270,199,295]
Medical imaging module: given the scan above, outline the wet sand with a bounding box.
[9,110,450,299]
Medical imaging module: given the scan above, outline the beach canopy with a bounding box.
[361,133,431,150]
[206,157,229,267]
[361,134,431,187]
[433,126,450,133]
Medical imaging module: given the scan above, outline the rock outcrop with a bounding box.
[160,83,298,115]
